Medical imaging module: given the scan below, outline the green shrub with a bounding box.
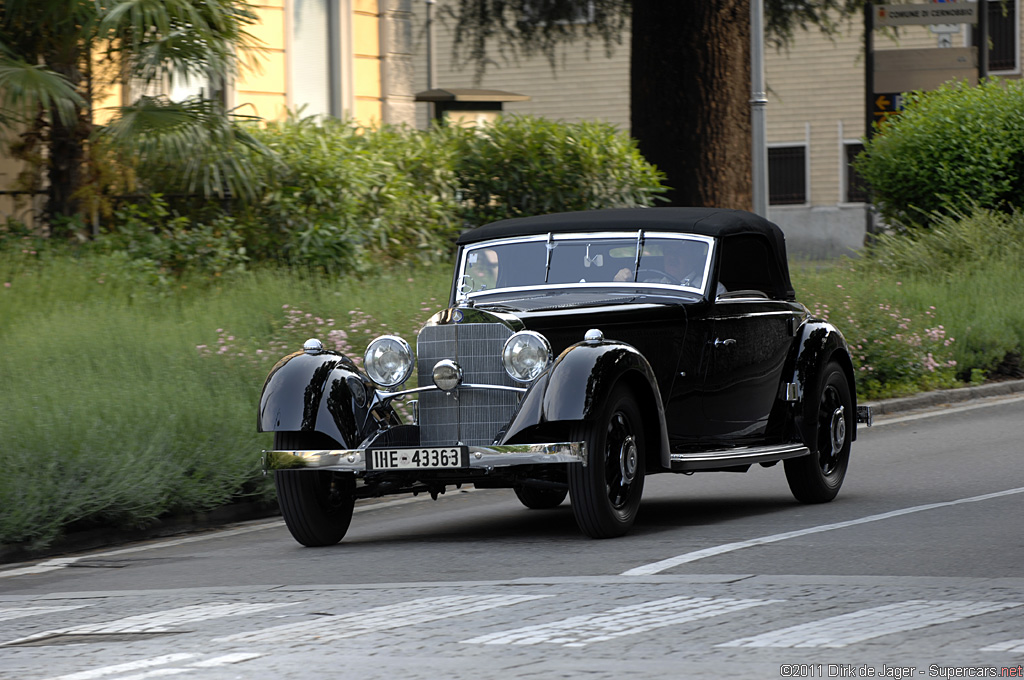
[449,115,667,225]
[109,115,666,275]
[855,79,1024,229]
[237,116,461,272]
[97,195,249,282]
[862,206,1024,279]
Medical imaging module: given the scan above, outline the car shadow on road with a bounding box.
[342,490,803,545]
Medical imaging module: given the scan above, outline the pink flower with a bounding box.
[2,282,10,288]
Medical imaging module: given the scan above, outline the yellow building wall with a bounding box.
[235,0,288,121]
[233,0,382,124]
[354,1,383,124]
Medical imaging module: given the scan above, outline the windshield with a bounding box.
[457,232,713,299]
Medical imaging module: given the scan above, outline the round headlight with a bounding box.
[364,335,413,388]
[432,359,463,392]
[502,331,552,383]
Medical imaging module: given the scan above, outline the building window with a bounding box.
[972,0,1019,73]
[768,145,807,205]
[844,143,869,203]
[522,1,596,26]
[290,0,340,117]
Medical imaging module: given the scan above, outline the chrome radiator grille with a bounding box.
[417,323,521,447]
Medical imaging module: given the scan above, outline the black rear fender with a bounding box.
[786,320,858,451]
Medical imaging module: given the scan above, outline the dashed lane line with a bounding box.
[39,653,265,680]
[3,601,295,647]
[214,593,552,644]
[462,596,781,647]
[717,599,1023,648]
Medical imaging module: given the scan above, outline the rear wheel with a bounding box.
[785,361,852,503]
[568,385,646,538]
[274,431,355,547]
[513,485,568,509]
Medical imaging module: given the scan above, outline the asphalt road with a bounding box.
[2,395,1023,679]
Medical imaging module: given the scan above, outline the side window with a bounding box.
[716,235,781,299]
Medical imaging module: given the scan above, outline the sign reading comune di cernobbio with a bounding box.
[872,3,974,26]
[874,3,978,26]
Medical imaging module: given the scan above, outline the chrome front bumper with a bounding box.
[263,442,586,473]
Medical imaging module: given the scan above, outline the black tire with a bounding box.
[568,385,646,538]
[785,361,853,503]
[274,431,355,547]
[513,485,568,510]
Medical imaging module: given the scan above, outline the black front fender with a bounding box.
[501,341,670,465]
[258,350,380,448]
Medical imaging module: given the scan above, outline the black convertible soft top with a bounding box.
[457,207,795,300]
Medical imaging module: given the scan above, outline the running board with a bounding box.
[670,443,810,472]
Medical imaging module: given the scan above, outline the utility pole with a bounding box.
[750,0,769,217]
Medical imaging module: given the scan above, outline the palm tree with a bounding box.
[0,0,264,234]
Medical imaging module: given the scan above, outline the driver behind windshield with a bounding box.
[614,242,703,287]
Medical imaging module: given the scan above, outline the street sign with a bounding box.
[875,3,977,26]
[874,47,977,91]
[873,92,906,125]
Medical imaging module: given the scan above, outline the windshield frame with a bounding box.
[455,230,716,302]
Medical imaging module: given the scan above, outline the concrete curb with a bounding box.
[0,502,281,566]
[863,378,1024,417]
[3,378,1023,565]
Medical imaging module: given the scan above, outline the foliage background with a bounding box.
[855,79,1024,229]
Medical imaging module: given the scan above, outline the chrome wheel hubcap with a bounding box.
[619,435,638,484]
[830,405,846,454]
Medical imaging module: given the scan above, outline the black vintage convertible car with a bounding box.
[259,208,871,545]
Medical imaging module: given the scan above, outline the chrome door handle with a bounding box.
[714,338,736,348]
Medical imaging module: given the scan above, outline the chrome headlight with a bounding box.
[364,335,414,389]
[502,331,552,383]
[432,359,463,392]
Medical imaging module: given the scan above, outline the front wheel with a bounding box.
[274,431,355,547]
[513,485,568,510]
[568,385,646,538]
[785,361,853,503]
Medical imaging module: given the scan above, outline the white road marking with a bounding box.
[0,605,88,621]
[187,653,263,667]
[109,670,190,680]
[462,596,780,647]
[621,486,1024,576]
[214,593,551,643]
[40,654,196,680]
[718,599,1022,648]
[3,602,295,646]
[39,653,265,680]
[981,639,1024,653]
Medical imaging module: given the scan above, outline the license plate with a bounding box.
[367,447,468,470]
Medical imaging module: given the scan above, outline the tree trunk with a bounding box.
[43,49,88,233]
[630,1,752,209]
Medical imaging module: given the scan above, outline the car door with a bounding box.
[699,233,800,441]
[701,298,797,440]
